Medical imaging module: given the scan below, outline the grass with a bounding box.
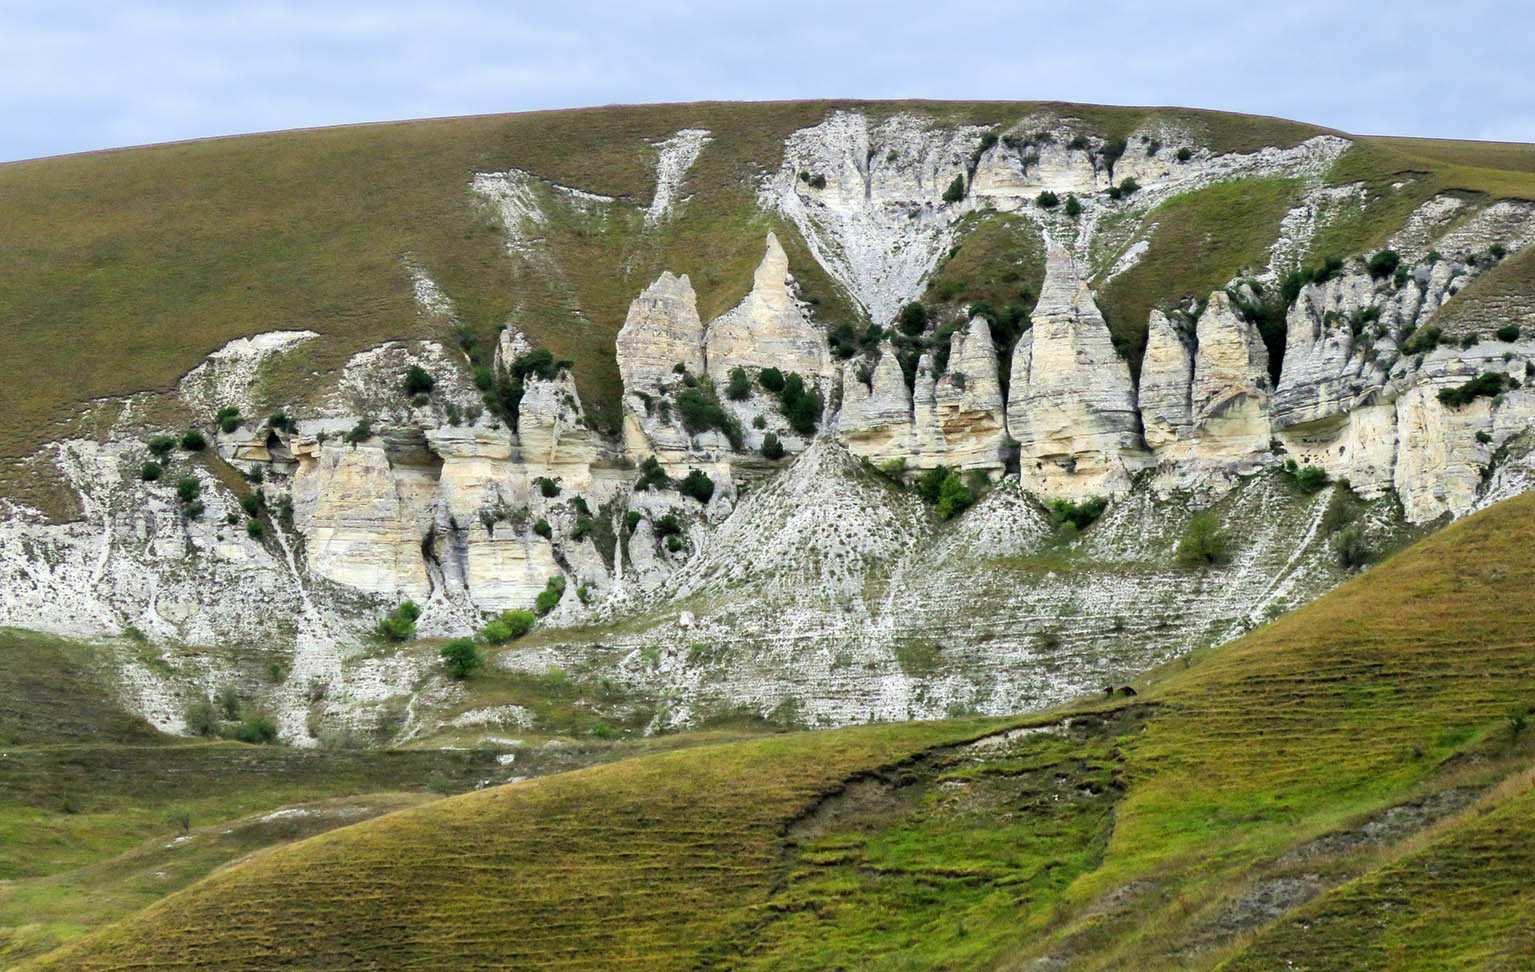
[0,630,163,746]
[5,100,1534,489]
[18,491,1535,971]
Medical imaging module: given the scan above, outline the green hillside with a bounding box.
[4,100,1535,493]
[20,491,1535,972]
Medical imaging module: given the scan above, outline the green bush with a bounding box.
[1400,325,1443,355]
[215,406,241,434]
[1497,324,1521,342]
[1476,430,1493,444]
[634,456,669,491]
[246,520,265,539]
[180,430,207,451]
[897,301,928,337]
[571,516,594,540]
[679,468,715,504]
[176,477,201,503]
[934,474,974,520]
[184,501,205,519]
[665,535,684,553]
[1063,194,1081,217]
[240,494,260,517]
[942,175,965,203]
[1367,249,1401,279]
[759,367,786,394]
[231,717,278,745]
[624,510,643,533]
[533,518,552,539]
[726,367,751,400]
[1036,190,1059,208]
[761,433,785,460]
[1334,525,1372,569]
[778,372,820,436]
[345,419,372,444]
[536,476,561,498]
[404,365,435,396]
[140,462,162,482]
[535,576,566,616]
[1438,372,1507,407]
[147,434,176,457]
[1176,146,1193,162]
[654,513,682,538]
[184,701,218,737]
[1118,177,1139,196]
[1177,512,1232,566]
[1049,497,1108,532]
[376,601,421,641]
[480,609,536,644]
[441,638,483,679]
[1280,459,1329,493]
[590,722,621,740]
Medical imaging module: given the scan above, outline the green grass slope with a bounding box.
[5,99,1535,486]
[20,492,1535,972]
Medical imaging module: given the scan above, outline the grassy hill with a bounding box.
[18,491,1534,971]
[5,100,1535,513]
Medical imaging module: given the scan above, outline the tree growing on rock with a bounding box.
[1177,512,1232,567]
[441,639,483,679]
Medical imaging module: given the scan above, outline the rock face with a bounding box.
[933,317,1009,472]
[1138,311,1195,453]
[518,371,598,492]
[704,232,831,386]
[615,271,705,461]
[839,342,913,464]
[1190,292,1272,459]
[291,441,434,599]
[1007,243,1145,496]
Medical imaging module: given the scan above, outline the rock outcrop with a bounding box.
[1137,310,1195,453]
[933,316,1008,472]
[1007,243,1145,496]
[704,232,830,386]
[839,342,913,464]
[1190,292,1272,459]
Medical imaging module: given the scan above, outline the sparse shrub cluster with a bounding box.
[1438,372,1510,407]
[761,432,785,460]
[911,465,974,520]
[404,365,435,397]
[480,609,536,644]
[376,600,421,641]
[679,468,715,504]
[1496,324,1521,342]
[1036,190,1059,209]
[535,576,566,616]
[440,638,482,679]
[214,406,241,434]
[1279,256,1345,303]
[1400,325,1443,355]
[674,369,744,449]
[1366,249,1401,279]
[1280,459,1329,493]
[1049,497,1108,534]
[634,456,670,492]
[1333,525,1373,569]
[478,347,567,431]
[1177,511,1232,567]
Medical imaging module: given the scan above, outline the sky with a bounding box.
[4,0,1532,163]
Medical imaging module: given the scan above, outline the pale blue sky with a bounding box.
[3,0,1531,163]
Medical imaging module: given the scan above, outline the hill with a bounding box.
[21,490,1535,971]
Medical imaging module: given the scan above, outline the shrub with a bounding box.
[533,518,552,539]
[211,406,240,435]
[147,434,176,458]
[1334,525,1372,569]
[480,609,536,644]
[1117,177,1139,196]
[679,468,715,504]
[571,516,594,540]
[184,501,205,519]
[1049,497,1108,532]
[761,433,785,460]
[759,367,786,393]
[1036,190,1059,208]
[934,474,974,520]
[240,494,261,517]
[1400,325,1443,355]
[176,477,201,503]
[677,383,742,447]
[666,535,684,552]
[1067,135,1089,151]
[345,419,372,444]
[726,366,751,400]
[140,461,162,482]
[376,601,420,641]
[1097,138,1127,174]
[535,576,566,616]
[441,638,483,679]
[897,302,928,337]
[1176,146,1193,162]
[590,722,621,740]
[1438,372,1507,407]
[536,476,561,498]
[570,495,590,516]
[184,701,218,737]
[246,520,265,539]
[231,717,278,744]
[942,175,965,203]
[1177,512,1232,566]
[404,365,435,396]
[1063,194,1081,217]
[808,174,826,189]
[180,430,207,451]
[654,513,682,538]
[778,372,820,436]
[624,510,642,533]
[1280,459,1329,493]
[634,456,669,491]
[1497,324,1521,342]
[752,414,767,429]
[1476,430,1493,444]
[1367,249,1401,279]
